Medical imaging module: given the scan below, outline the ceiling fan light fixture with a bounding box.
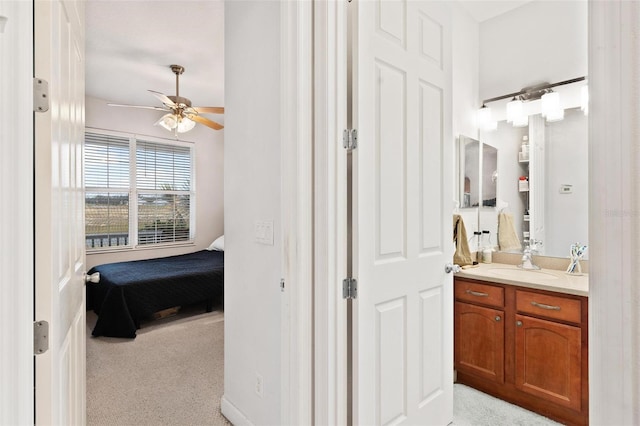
[157,113,178,131]
[176,116,196,133]
[112,64,224,132]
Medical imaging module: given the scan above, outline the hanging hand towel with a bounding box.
[453,214,473,266]
[498,212,521,251]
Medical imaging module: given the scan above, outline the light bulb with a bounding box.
[541,92,560,117]
[477,105,491,125]
[506,99,524,124]
[541,91,564,122]
[581,85,589,115]
[176,116,196,133]
[157,113,178,131]
[478,106,496,131]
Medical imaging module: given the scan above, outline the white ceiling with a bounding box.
[85,0,224,110]
[85,0,530,112]
[457,0,535,22]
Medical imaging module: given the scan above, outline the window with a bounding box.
[85,130,194,250]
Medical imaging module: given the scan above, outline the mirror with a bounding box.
[459,136,497,209]
[458,0,588,259]
[459,136,479,208]
[482,144,497,207]
[480,108,588,258]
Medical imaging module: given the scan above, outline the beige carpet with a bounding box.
[87,307,562,425]
[86,306,230,426]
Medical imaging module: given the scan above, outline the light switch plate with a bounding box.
[560,184,573,194]
[254,220,274,245]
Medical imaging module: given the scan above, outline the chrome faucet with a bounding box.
[519,239,542,270]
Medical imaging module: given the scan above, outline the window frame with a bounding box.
[84,128,196,253]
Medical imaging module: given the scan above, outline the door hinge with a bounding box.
[343,277,357,300]
[343,129,358,150]
[280,278,285,292]
[33,321,49,355]
[33,78,49,113]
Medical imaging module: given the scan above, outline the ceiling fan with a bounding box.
[108,64,224,133]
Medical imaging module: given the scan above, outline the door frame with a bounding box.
[2,0,638,424]
[282,0,640,424]
[0,1,35,424]
[588,1,640,423]
[280,0,349,424]
[280,1,315,423]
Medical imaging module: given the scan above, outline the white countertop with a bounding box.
[455,262,589,297]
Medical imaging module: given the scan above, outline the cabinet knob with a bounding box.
[516,320,523,327]
[495,316,501,322]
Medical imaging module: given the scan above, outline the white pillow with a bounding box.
[207,235,224,251]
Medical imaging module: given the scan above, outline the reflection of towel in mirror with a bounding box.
[498,212,521,251]
[453,214,473,266]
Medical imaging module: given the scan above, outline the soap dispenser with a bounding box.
[481,230,492,264]
[473,231,482,262]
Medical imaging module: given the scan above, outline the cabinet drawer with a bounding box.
[455,280,504,308]
[516,290,581,324]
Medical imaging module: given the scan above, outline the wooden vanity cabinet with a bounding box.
[454,281,505,384]
[454,277,588,426]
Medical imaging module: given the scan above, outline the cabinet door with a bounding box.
[455,302,504,383]
[515,314,582,411]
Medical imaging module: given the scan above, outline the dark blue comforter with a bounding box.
[87,250,224,338]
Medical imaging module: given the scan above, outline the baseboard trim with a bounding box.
[221,395,254,426]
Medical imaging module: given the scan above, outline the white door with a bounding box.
[352,0,453,424]
[34,0,87,424]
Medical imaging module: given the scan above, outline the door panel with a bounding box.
[353,0,452,424]
[376,60,406,259]
[515,314,582,410]
[376,298,406,424]
[454,302,505,383]
[34,0,86,424]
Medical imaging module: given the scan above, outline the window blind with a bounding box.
[85,133,131,248]
[84,132,194,250]
[136,139,192,245]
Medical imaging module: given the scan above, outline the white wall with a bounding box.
[222,1,281,424]
[479,0,588,101]
[84,96,224,269]
[452,4,480,237]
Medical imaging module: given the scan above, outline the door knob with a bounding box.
[445,263,462,274]
[84,271,100,284]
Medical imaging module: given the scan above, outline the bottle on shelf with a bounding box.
[519,176,529,192]
[519,135,529,162]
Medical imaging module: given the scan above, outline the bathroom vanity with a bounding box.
[454,264,588,426]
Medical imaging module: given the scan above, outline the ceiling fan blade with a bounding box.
[107,103,169,111]
[148,90,176,107]
[193,106,225,114]
[187,114,224,130]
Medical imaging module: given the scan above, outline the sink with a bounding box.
[487,268,560,281]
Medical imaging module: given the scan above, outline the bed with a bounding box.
[87,249,224,338]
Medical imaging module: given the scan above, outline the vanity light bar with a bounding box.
[480,76,586,105]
